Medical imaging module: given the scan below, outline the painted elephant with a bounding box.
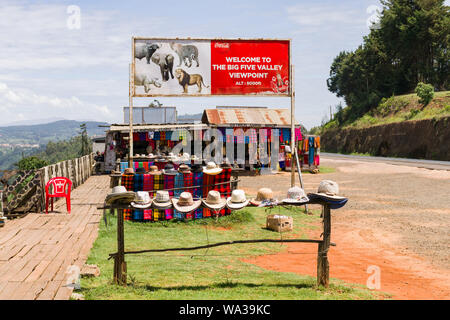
[135,43,160,64]
[151,53,174,81]
[134,72,162,93]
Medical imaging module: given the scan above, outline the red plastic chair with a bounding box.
[45,177,72,214]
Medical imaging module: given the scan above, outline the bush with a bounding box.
[15,156,48,170]
[415,82,434,106]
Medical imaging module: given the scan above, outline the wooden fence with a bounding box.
[0,153,95,216]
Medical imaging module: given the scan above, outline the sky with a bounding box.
[0,0,406,129]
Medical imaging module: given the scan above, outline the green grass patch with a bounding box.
[80,206,385,300]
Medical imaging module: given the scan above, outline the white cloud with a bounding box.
[0,81,114,124]
[286,4,366,28]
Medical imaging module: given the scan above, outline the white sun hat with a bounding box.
[131,191,153,209]
[282,186,309,204]
[105,186,135,205]
[202,190,226,210]
[152,190,172,209]
[311,180,346,201]
[172,192,201,213]
[203,162,223,175]
[226,189,249,210]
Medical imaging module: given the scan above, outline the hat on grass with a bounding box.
[226,189,249,210]
[203,162,223,175]
[105,186,135,205]
[309,180,346,201]
[172,192,201,213]
[202,190,226,210]
[282,186,309,204]
[131,191,152,209]
[152,190,172,209]
[250,188,275,206]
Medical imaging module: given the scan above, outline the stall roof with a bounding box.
[107,123,208,133]
[202,108,298,127]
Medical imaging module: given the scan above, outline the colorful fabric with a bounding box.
[120,162,128,173]
[173,173,184,197]
[314,155,320,166]
[194,208,203,219]
[153,174,164,195]
[143,174,153,192]
[183,172,194,194]
[154,131,160,140]
[133,133,139,141]
[143,209,152,221]
[308,137,315,165]
[164,209,173,220]
[226,129,233,143]
[214,168,232,197]
[247,129,257,143]
[282,129,291,143]
[133,209,143,221]
[123,209,132,221]
[164,174,175,196]
[174,209,184,220]
[192,172,203,199]
[153,209,163,221]
[155,161,166,171]
[202,173,215,199]
[133,173,144,192]
[295,128,302,142]
[314,136,320,149]
[121,174,134,191]
[260,129,268,143]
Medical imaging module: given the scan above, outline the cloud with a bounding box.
[0,81,113,124]
[286,4,366,29]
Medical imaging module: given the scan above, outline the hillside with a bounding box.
[320,91,450,132]
[0,120,108,170]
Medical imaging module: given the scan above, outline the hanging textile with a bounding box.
[308,136,315,166]
[132,209,143,221]
[143,209,152,221]
[164,208,173,220]
[143,174,153,193]
[133,173,144,192]
[183,172,194,195]
[192,172,203,199]
[123,209,132,221]
[173,173,184,197]
[202,173,215,200]
[121,174,134,191]
[152,174,164,196]
[153,209,163,221]
[164,174,175,196]
[295,128,302,142]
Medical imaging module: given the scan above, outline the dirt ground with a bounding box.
[239,158,450,300]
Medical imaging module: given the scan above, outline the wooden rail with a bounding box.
[107,199,336,288]
[0,153,95,215]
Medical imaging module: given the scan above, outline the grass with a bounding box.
[345,91,450,129]
[79,206,385,300]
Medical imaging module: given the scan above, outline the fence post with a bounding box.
[317,204,331,287]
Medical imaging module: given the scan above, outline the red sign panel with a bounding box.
[211,40,290,95]
[132,38,290,97]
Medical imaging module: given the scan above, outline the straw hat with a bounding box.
[282,186,309,204]
[131,191,152,209]
[124,168,135,175]
[310,180,346,201]
[172,192,201,213]
[105,186,135,205]
[250,188,275,206]
[203,162,223,175]
[152,190,172,209]
[163,163,178,175]
[202,190,226,210]
[178,164,191,174]
[226,189,249,210]
[148,165,162,175]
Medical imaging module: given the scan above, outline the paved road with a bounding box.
[321,153,450,171]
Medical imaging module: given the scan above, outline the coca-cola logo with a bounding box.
[214,42,230,49]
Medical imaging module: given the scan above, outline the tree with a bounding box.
[16,156,48,170]
[327,0,449,125]
[79,123,91,156]
[415,82,434,105]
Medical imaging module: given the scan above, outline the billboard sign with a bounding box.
[132,38,290,97]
